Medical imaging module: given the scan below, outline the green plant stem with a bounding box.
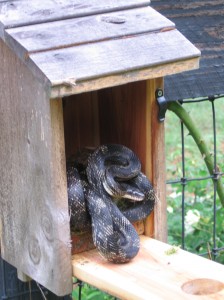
[168,101,224,207]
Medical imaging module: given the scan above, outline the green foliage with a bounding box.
[164,245,180,256]
[72,281,117,300]
[165,98,224,263]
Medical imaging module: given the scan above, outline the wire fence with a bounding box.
[166,95,224,261]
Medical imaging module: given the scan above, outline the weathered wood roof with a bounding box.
[0,0,200,97]
[152,0,224,100]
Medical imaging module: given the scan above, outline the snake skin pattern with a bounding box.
[67,144,155,263]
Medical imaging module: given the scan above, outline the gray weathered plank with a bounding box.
[0,39,72,296]
[0,0,150,29]
[51,57,199,98]
[30,29,200,86]
[6,7,174,53]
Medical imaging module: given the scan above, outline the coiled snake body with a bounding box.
[67,144,155,263]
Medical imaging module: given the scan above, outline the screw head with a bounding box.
[157,89,163,97]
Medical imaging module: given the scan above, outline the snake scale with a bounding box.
[67,144,156,263]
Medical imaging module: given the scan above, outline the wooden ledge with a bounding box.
[72,236,224,300]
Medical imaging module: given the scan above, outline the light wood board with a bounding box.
[146,78,167,241]
[0,0,150,28]
[73,235,224,300]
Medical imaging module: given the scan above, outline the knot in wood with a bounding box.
[41,210,54,241]
[28,236,41,265]
[101,15,126,24]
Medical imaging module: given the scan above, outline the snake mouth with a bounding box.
[122,191,145,202]
[103,179,144,202]
[103,170,145,201]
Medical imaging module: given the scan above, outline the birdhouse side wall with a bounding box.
[0,40,72,296]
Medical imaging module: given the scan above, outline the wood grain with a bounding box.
[145,78,167,242]
[51,57,200,98]
[0,0,150,28]
[98,82,147,166]
[73,235,224,300]
[5,7,174,53]
[63,91,100,159]
[30,30,200,86]
[0,40,72,296]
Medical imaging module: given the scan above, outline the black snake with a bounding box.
[67,144,155,263]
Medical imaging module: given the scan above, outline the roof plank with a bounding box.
[6,7,174,53]
[0,0,150,29]
[30,29,200,86]
[51,57,199,99]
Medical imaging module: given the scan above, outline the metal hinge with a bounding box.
[156,88,169,122]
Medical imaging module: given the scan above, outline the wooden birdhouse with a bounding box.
[1,1,223,299]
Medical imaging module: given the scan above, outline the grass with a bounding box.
[72,282,116,300]
[166,99,224,180]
